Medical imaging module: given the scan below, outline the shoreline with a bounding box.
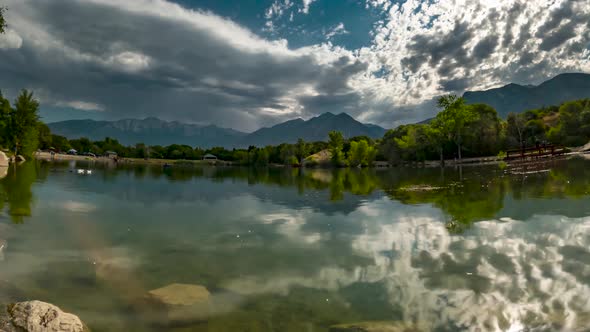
[33,151,234,166]
[33,150,590,169]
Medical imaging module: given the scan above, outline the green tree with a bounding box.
[394,125,429,163]
[462,104,502,156]
[279,144,295,164]
[295,138,308,164]
[0,91,11,147]
[425,123,446,166]
[50,135,71,152]
[8,90,40,156]
[507,113,526,149]
[328,131,345,166]
[37,123,52,150]
[435,95,477,161]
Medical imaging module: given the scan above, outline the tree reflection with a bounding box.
[1,162,37,223]
[3,158,590,227]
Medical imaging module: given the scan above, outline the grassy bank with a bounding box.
[34,152,233,166]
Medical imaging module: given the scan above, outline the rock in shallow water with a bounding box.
[0,301,89,332]
[147,283,210,324]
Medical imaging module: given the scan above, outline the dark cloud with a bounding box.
[439,77,472,92]
[472,35,499,60]
[535,1,575,38]
[539,20,579,51]
[535,0,590,52]
[404,20,473,73]
[501,1,524,48]
[366,99,438,128]
[0,0,368,131]
[298,92,361,115]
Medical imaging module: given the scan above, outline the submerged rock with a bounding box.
[0,152,7,167]
[329,321,422,332]
[0,301,89,332]
[147,283,210,323]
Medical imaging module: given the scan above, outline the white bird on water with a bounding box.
[76,169,92,175]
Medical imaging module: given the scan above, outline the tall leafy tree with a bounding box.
[0,91,11,147]
[425,123,446,166]
[294,138,308,164]
[37,122,52,150]
[435,95,477,161]
[9,90,40,156]
[328,131,345,166]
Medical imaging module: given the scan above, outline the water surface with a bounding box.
[1,159,590,331]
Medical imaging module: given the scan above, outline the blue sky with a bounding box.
[173,0,383,49]
[0,0,588,131]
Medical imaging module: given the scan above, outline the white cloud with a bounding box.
[55,100,105,112]
[325,22,349,40]
[0,29,23,49]
[300,0,317,14]
[107,51,150,72]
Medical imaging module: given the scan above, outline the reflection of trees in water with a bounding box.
[5,158,590,226]
[0,162,38,223]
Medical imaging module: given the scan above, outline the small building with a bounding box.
[203,154,217,161]
[67,149,78,155]
[105,151,118,158]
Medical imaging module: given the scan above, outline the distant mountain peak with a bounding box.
[48,112,387,148]
[463,72,590,118]
[317,112,336,118]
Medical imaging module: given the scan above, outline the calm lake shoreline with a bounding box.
[34,150,590,169]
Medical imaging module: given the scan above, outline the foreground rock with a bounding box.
[147,283,210,324]
[0,301,89,332]
[330,321,422,332]
[0,152,7,167]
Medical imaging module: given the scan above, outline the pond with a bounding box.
[1,158,590,331]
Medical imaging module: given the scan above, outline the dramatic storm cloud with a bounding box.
[0,0,588,130]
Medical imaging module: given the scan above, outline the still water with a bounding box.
[1,158,590,331]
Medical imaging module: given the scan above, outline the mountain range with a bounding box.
[48,112,387,148]
[463,73,590,118]
[48,73,590,147]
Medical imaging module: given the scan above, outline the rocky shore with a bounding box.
[0,301,89,332]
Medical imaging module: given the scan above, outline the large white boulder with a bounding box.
[0,152,8,167]
[2,301,89,332]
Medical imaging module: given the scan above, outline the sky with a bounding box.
[0,0,589,132]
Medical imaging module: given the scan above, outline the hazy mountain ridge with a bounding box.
[48,113,387,148]
[463,73,590,118]
[48,118,246,147]
[245,112,386,147]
